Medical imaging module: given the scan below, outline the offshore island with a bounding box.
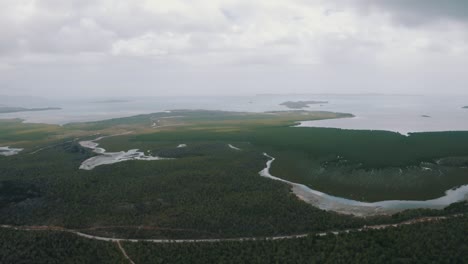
[280,101,328,109]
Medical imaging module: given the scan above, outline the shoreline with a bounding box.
[4,107,468,135]
[259,153,468,217]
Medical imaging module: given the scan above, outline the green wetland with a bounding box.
[0,109,468,263]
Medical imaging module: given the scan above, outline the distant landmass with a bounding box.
[421,115,431,118]
[280,100,328,109]
[463,106,468,109]
[0,107,61,114]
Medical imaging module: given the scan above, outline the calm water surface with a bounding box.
[2,94,468,134]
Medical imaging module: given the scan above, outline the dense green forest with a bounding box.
[0,110,468,262]
[1,110,468,239]
[0,136,466,239]
[1,215,466,263]
[0,228,125,264]
[123,215,468,264]
[134,125,468,201]
[111,121,468,202]
[0,139,367,238]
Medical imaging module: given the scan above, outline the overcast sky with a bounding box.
[1,0,468,97]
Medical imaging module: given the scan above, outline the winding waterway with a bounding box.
[259,153,468,216]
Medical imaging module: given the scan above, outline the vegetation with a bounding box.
[0,106,61,114]
[0,139,369,238]
[1,110,468,239]
[1,214,465,263]
[134,123,468,201]
[123,215,468,264]
[0,119,62,145]
[280,101,328,109]
[1,110,468,262]
[0,229,125,264]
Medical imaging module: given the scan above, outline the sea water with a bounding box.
[1,94,468,135]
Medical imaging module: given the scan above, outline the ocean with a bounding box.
[1,94,468,135]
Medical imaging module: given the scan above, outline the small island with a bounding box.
[463,106,468,109]
[0,107,61,114]
[280,100,328,109]
[421,115,431,118]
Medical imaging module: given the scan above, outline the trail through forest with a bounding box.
[0,214,462,264]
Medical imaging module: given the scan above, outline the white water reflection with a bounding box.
[259,153,468,216]
[79,135,170,170]
[228,144,241,151]
[296,95,468,135]
[0,146,23,156]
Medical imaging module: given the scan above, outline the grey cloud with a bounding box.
[0,0,229,57]
[0,1,105,55]
[1,0,468,97]
[353,0,468,26]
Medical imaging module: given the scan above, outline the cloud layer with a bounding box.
[353,0,468,26]
[1,0,468,96]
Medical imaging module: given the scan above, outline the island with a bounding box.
[0,107,61,114]
[280,100,328,109]
[463,106,468,109]
[421,115,431,118]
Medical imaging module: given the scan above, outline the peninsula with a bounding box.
[0,107,61,114]
[280,101,328,109]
